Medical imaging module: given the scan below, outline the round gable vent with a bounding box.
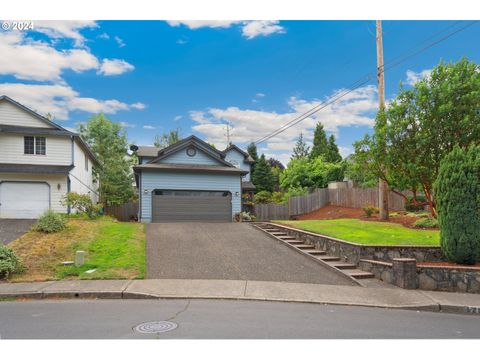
[186,146,197,157]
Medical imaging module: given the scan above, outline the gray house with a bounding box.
[133,135,255,222]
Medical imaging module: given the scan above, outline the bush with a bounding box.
[413,218,439,229]
[362,205,379,218]
[405,195,426,212]
[0,246,23,279]
[32,210,67,233]
[254,191,272,204]
[434,145,480,264]
[62,192,102,219]
[270,192,285,204]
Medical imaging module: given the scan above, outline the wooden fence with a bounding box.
[254,187,409,221]
[105,201,139,221]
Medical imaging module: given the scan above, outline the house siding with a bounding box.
[224,148,251,181]
[0,133,72,165]
[69,139,99,203]
[140,170,241,222]
[0,173,68,213]
[158,147,222,165]
[0,101,51,128]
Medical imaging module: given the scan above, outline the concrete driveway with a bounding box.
[146,222,354,285]
[0,219,35,245]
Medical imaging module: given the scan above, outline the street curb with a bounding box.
[1,280,479,316]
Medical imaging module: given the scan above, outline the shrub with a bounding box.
[362,205,379,218]
[405,195,426,212]
[254,191,272,204]
[0,246,23,279]
[32,210,67,233]
[413,218,439,229]
[434,145,480,264]
[270,192,285,204]
[62,192,102,219]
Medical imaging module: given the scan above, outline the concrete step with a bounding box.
[306,250,327,255]
[316,256,341,262]
[329,262,357,270]
[295,244,316,250]
[269,232,289,236]
[285,240,304,245]
[278,236,297,240]
[342,269,375,279]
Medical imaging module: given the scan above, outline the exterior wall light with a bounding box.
[144,189,149,194]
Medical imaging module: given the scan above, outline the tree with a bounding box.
[267,157,285,170]
[280,157,345,190]
[267,157,284,192]
[79,114,135,206]
[310,123,329,160]
[348,58,480,216]
[291,133,310,159]
[247,142,259,173]
[434,145,480,264]
[326,134,342,163]
[252,154,274,192]
[153,129,181,148]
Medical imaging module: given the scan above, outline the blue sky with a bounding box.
[0,20,478,164]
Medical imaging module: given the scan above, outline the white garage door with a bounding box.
[0,182,50,219]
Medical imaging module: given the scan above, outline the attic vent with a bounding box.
[186,146,196,157]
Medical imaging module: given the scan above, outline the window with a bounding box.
[186,147,196,157]
[85,154,89,171]
[24,136,34,154]
[24,136,46,155]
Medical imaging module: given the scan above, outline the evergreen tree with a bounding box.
[326,134,342,163]
[310,123,329,159]
[252,154,274,192]
[247,142,259,173]
[434,145,480,264]
[291,133,310,160]
[79,114,135,206]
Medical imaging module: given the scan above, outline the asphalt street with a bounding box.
[0,299,479,339]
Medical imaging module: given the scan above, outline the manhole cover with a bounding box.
[133,321,178,334]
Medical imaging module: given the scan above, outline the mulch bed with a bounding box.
[294,204,431,230]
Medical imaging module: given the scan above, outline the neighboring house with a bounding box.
[0,95,99,219]
[133,135,255,222]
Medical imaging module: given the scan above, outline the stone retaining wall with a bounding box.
[359,259,480,294]
[270,223,443,264]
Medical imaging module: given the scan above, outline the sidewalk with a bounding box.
[1,279,480,315]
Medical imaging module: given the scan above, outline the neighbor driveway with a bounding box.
[146,222,354,285]
[0,219,35,245]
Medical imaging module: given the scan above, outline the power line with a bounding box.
[254,21,477,146]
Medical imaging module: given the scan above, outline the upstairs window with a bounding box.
[24,136,46,155]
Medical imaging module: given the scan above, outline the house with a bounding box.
[0,95,99,219]
[133,135,255,222]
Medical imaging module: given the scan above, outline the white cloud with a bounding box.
[405,69,432,86]
[98,33,110,40]
[0,82,145,120]
[33,20,98,46]
[339,146,354,158]
[252,92,266,103]
[131,102,146,110]
[143,125,156,129]
[190,85,377,162]
[174,115,182,121]
[119,121,135,128]
[166,20,285,39]
[0,31,99,81]
[98,59,134,76]
[241,21,284,39]
[114,36,126,48]
[167,20,240,29]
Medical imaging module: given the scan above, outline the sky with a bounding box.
[0,20,479,164]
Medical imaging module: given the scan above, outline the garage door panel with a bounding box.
[0,182,50,219]
[152,192,232,222]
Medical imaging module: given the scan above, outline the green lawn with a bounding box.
[9,217,145,281]
[276,219,440,246]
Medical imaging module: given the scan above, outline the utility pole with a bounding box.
[376,20,389,220]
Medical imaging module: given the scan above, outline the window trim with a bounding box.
[24,136,46,155]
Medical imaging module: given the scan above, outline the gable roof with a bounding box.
[136,145,161,158]
[147,135,236,168]
[0,95,99,166]
[222,144,255,163]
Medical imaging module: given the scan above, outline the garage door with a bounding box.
[152,190,232,222]
[0,182,50,219]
